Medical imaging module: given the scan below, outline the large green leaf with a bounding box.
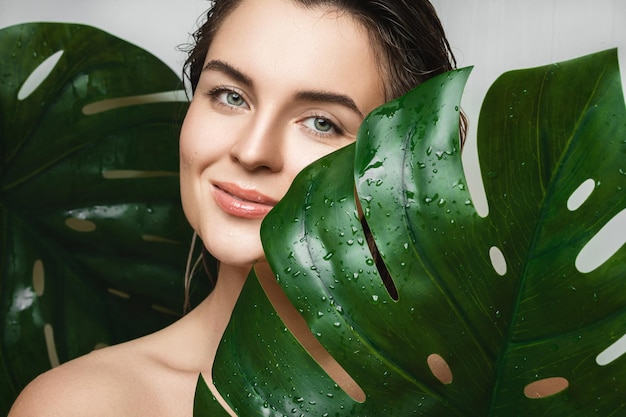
[195,49,626,415]
[0,23,208,413]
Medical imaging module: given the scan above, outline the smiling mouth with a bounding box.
[212,183,277,219]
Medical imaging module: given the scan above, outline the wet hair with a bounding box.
[182,0,466,308]
[185,0,460,101]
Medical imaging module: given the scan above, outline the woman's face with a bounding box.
[180,0,385,267]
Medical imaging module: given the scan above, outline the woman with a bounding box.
[9,0,458,415]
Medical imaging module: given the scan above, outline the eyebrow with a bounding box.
[203,59,253,87]
[203,59,363,118]
[295,91,363,118]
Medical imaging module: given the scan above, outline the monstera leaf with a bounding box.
[195,48,626,415]
[0,23,207,413]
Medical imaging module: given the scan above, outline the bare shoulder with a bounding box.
[8,347,131,416]
[8,335,198,417]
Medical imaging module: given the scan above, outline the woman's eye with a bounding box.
[302,116,340,136]
[207,87,249,109]
[224,91,246,107]
[313,118,333,132]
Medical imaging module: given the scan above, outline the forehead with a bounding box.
[205,0,384,105]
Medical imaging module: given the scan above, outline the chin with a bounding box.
[203,238,265,268]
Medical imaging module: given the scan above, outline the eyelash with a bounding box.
[300,113,344,138]
[204,86,344,138]
[205,86,248,110]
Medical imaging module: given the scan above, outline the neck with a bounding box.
[204,262,252,321]
[184,263,251,371]
[212,263,252,311]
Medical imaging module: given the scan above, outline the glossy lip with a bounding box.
[211,182,278,219]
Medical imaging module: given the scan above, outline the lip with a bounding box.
[211,182,278,219]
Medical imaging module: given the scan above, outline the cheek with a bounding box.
[178,158,196,232]
[179,110,206,230]
[179,110,202,169]
[179,103,234,170]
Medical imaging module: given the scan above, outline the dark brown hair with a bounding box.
[185,0,460,101]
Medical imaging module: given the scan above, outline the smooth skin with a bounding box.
[9,0,385,415]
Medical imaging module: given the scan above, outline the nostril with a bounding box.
[231,144,283,173]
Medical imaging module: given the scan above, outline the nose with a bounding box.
[230,113,285,172]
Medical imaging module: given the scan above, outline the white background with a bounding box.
[433,1,626,216]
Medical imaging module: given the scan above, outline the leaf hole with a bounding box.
[65,218,97,233]
[18,50,64,101]
[567,178,595,211]
[427,354,453,384]
[151,304,182,317]
[575,208,626,273]
[102,170,178,179]
[489,246,507,276]
[256,263,367,403]
[361,217,398,301]
[32,259,45,297]
[44,323,60,368]
[142,235,182,245]
[596,333,626,366]
[107,288,131,299]
[523,377,569,399]
[82,90,187,115]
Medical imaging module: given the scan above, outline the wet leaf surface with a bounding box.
[0,23,212,413]
[196,50,626,415]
